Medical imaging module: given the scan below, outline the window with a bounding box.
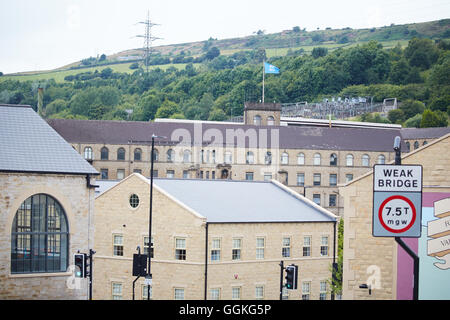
[282,237,291,258]
[152,149,159,162]
[377,154,385,164]
[255,286,264,300]
[232,287,241,300]
[414,141,419,150]
[144,236,154,258]
[405,142,410,153]
[101,147,109,160]
[174,288,185,300]
[117,148,125,161]
[264,173,272,181]
[329,194,337,207]
[423,141,428,146]
[329,174,337,186]
[256,237,265,259]
[183,170,190,179]
[210,288,221,300]
[346,154,354,166]
[117,169,125,180]
[183,150,191,163]
[134,148,142,161]
[84,147,93,160]
[253,115,261,125]
[313,153,321,165]
[212,150,216,163]
[313,194,321,205]
[129,194,139,208]
[302,282,311,300]
[200,171,204,179]
[142,285,152,300]
[281,152,289,165]
[246,151,254,164]
[297,173,305,186]
[11,194,69,274]
[206,171,209,179]
[167,149,175,162]
[320,236,329,256]
[320,281,327,300]
[303,236,311,257]
[175,238,186,260]
[113,235,123,256]
[211,239,221,262]
[267,116,275,126]
[101,169,108,180]
[313,173,321,186]
[362,154,370,167]
[345,174,353,182]
[245,172,254,181]
[232,238,242,260]
[330,153,337,166]
[112,283,123,300]
[224,151,232,164]
[133,169,142,174]
[297,153,305,165]
[152,170,158,178]
[212,171,216,179]
[167,170,175,178]
[265,152,272,165]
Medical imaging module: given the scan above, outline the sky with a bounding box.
[0,0,449,74]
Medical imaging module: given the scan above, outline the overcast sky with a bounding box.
[1,0,449,74]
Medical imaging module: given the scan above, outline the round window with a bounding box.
[129,194,140,208]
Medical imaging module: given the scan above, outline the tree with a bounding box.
[292,26,301,32]
[311,47,328,59]
[404,37,439,70]
[99,54,107,62]
[404,113,422,128]
[208,107,227,121]
[387,109,405,123]
[399,99,425,119]
[420,109,448,127]
[328,218,343,297]
[205,47,220,61]
[154,99,181,119]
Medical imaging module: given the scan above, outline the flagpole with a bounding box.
[262,61,265,103]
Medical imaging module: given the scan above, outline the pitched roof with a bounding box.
[399,127,450,140]
[0,104,98,175]
[47,118,405,152]
[96,174,337,223]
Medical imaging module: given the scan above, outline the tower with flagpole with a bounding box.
[262,61,280,103]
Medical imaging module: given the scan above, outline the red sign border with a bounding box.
[378,195,417,234]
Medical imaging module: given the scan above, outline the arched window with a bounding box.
[377,154,385,164]
[423,141,428,146]
[11,194,69,274]
[224,151,232,164]
[101,147,109,160]
[152,149,159,162]
[313,153,321,166]
[117,148,125,161]
[281,152,289,165]
[253,115,261,126]
[346,154,354,166]
[167,149,175,162]
[414,141,419,150]
[297,153,305,165]
[362,154,370,167]
[84,147,93,160]
[267,116,275,126]
[246,151,254,164]
[183,150,191,163]
[330,153,337,166]
[405,142,410,153]
[134,148,142,161]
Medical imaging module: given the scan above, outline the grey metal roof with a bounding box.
[0,104,98,175]
[153,178,336,223]
[47,118,406,152]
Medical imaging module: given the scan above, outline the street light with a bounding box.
[147,134,166,300]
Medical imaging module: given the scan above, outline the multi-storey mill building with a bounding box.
[47,102,450,217]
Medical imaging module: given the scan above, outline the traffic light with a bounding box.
[132,254,148,277]
[74,253,87,278]
[285,264,298,290]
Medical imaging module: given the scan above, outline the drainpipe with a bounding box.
[204,222,209,300]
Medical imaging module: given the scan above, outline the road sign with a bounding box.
[373,165,422,238]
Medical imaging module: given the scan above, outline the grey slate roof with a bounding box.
[154,178,336,223]
[47,118,407,152]
[400,127,450,140]
[0,104,98,175]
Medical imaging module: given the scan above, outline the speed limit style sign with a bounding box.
[372,165,422,238]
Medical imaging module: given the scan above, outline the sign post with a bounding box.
[372,137,422,300]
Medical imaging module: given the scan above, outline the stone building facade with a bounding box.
[340,133,450,300]
[93,173,337,300]
[0,104,98,299]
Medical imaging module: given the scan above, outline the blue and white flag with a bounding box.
[264,62,280,74]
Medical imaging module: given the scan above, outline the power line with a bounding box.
[136,11,162,74]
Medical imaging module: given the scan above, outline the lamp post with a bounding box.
[146,134,166,300]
